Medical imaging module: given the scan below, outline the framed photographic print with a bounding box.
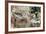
[5,0,45,34]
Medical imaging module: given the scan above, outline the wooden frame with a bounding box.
[5,0,45,34]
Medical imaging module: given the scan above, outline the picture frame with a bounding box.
[5,0,45,34]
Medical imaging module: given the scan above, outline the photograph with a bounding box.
[11,6,41,28]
